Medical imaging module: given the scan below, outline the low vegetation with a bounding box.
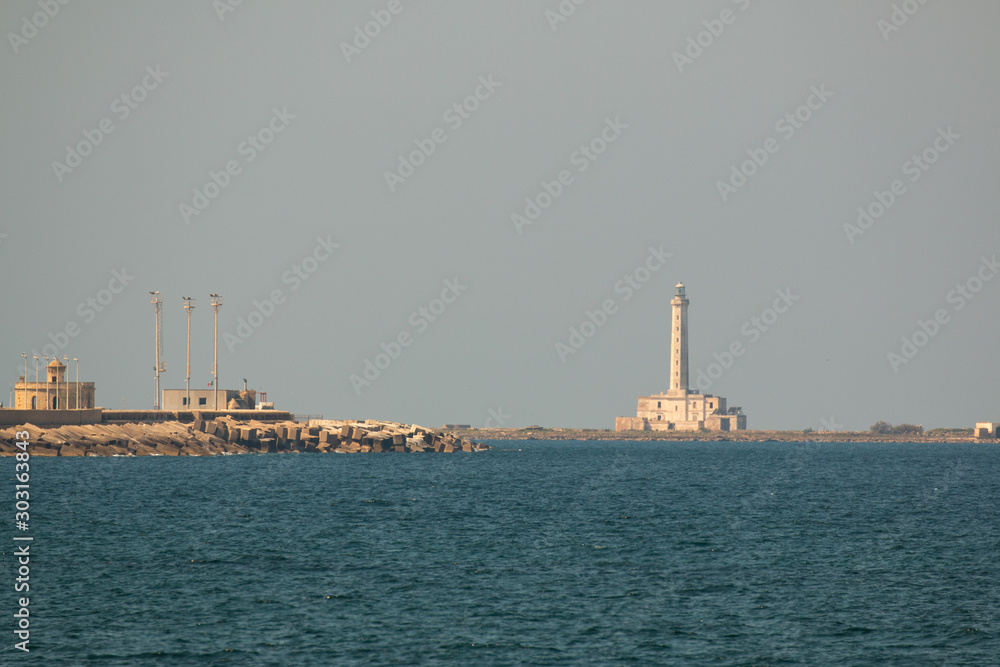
[870,421,923,435]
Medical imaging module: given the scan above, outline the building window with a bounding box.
[657,401,661,408]
[657,415,661,420]
[199,397,207,406]
[182,397,188,406]
[31,396,36,409]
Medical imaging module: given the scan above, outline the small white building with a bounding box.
[975,422,998,439]
[162,389,241,411]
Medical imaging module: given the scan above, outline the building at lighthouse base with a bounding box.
[615,389,746,432]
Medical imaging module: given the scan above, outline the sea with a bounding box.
[10,440,1000,666]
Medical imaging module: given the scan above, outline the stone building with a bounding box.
[616,283,747,432]
[14,357,95,410]
[975,422,998,439]
[162,389,241,411]
[161,387,259,411]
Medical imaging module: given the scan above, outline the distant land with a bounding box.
[446,427,980,443]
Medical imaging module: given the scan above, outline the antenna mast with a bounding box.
[210,293,223,411]
[183,297,195,411]
[150,291,165,410]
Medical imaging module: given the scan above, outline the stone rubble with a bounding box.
[0,418,488,457]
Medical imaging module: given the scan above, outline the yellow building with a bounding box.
[616,283,747,432]
[14,358,95,410]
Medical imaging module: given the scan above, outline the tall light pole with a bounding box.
[33,355,39,410]
[151,291,165,410]
[42,356,50,409]
[210,294,222,411]
[21,353,27,410]
[73,357,79,409]
[63,356,69,410]
[183,297,195,410]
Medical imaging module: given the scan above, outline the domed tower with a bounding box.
[668,282,689,395]
[47,357,66,409]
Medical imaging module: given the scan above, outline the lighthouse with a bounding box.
[669,282,689,395]
[614,282,747,432]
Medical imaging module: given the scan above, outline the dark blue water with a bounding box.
[9,441,1000,665]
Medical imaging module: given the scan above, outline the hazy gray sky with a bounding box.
[2,1,998,430]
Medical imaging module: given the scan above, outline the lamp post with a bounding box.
[21,353,27,410]
[210,294,222,411]
[150,291,164,410]
[74,358,79,409]
[42,356,50,409]
[63,356,70,410]
[183,297,195,410]
[32,355,38,410]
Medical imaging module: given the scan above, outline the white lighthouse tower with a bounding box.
[668,282,689,396]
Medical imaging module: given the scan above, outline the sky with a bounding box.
[1,1,998,431]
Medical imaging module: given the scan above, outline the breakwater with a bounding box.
[0,417,487,456]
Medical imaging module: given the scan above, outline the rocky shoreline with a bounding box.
[447,427,981,444]
[0,417,488,457]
